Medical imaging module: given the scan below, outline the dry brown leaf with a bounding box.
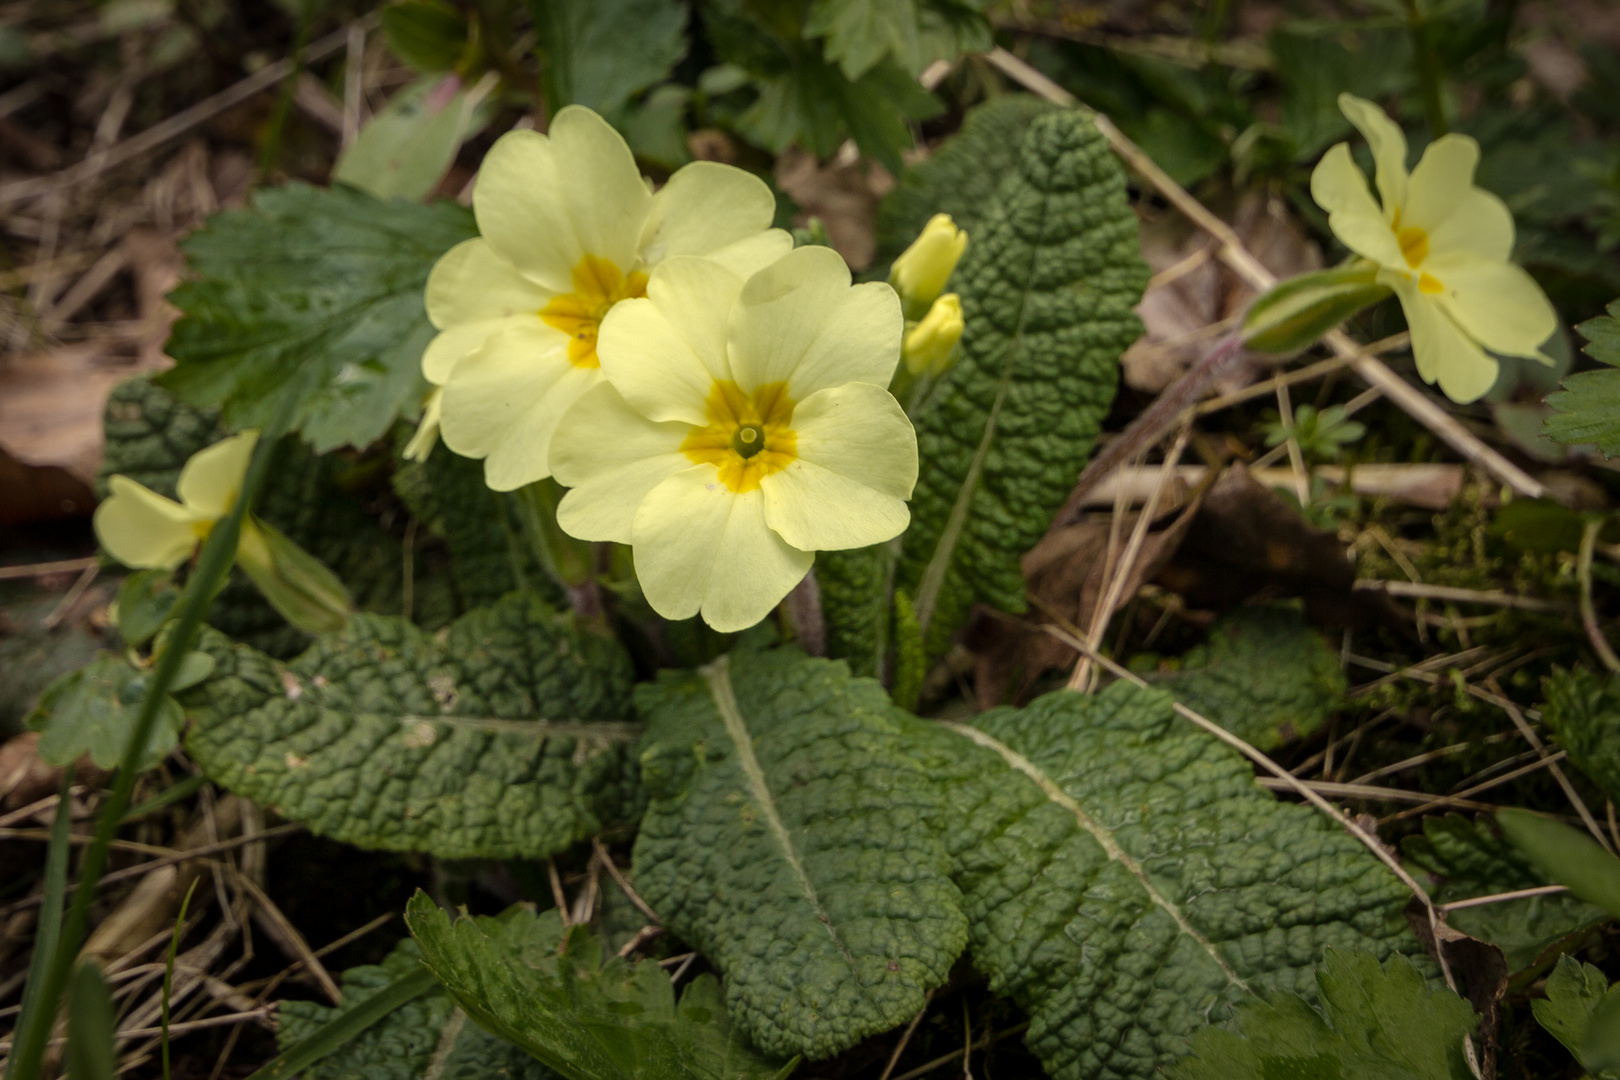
[774,146,893,270]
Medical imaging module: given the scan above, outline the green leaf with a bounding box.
[27,653,184,771]
[405,894,793,1080]
[179,592,642,860]
[66,961,117,1080]
[814,545,889,678]
[1532,955,1620,1076]
[805,0,919,79]
[159,184,477,453]
[95,375,226,501]
[1498,808,1620,918]
[334,74,497,202]
[1167,948,1477,1080]
[238,518,354,636]
[1146,605,1345,750]
[278,937,556,1080]
[874,94,1058,270]
[381,0,470,74]
[1590,991,1620,1073]
[631,650,966,1059]
[1542,665,1620,803]
[906,681,1425,1080]
[1402,814,1606,974]
[1545,297,1620,455]
[114,569,180,649]
[899,110,1149,655]
[532,0,687,120]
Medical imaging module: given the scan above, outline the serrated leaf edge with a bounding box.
[701,656,861,971]
[939,719,1255,995]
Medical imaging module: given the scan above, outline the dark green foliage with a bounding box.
[160,184,476,453]
[1545,298,1620,455]
[531,0,688,120]
[899,110,1149,656]
[1168,949,1477,1080]
[406,895,791,1080]
[874,94,1058,269]
[1542,665,1620,802]
[1532,955,1620,1078]
[1403,814,1605,974]
[903,681,1423,1080]
[631,650,966,1059]
[1146,605,1345,750]
[179,593,641,860]
[95,375,225,501]
[813,545,888,677]
[279,937,558,1080]
[27,650,214,771]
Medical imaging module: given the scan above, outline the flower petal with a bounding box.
[761,383,916,551]
[422,315,549,384]
[552,383,692,544]
[425,238,553,329]
[641,160,780,263]
[177,431,258,518]
[438,323,598,489]
[597,257,743,425]
[1421,188,1513,263]
[1337,92,1407,215]
[473,107,650,293]
[1425,251,1557,360]
[94,476,205,570]
[1401,134,1484,236]
[703,229,794,279]
[1310,144,1404,268]
[633,467,813,631]
[1395,280,1498,404]
[728,246,903,398]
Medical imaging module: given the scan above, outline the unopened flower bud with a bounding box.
[904,294,964,376]
[891,214,967,316]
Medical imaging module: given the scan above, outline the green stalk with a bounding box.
[514,479,602,621]
[256,11,313,181]
[4,402,295,1080]
[1404,0,1448,136]
[4,773,74,1079]
[160,879,200,1080]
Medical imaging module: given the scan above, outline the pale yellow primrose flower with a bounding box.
[1311,93,1557,403]
[550,246,917,632]
[903,293,964,376]
[423,105,793,491]
[94,431,259,570]
[890,213,967,314]
[403,386,443,463]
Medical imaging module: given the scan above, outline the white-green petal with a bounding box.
[551,383,692,545]
[1400,134,1481,235]
[94,476,204,570]
[176,431,258,519]
[641,160,781,264]
[1395,280,1498,404]
[1426,251,1557,360]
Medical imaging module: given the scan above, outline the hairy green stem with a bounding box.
[4,401,296,1080]
[1404,0,1448,136]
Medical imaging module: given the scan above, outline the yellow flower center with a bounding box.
[1393,223,1444,295]
[539,254,649,368]
[680,380,798,494]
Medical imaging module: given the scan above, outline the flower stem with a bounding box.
[514,479,602,621]
[1579,518,1620,674]
[1404,0,1448,137]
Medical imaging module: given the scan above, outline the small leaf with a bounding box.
[159,184,477,453]
[1587,990,1620,1073]
[27,654,183,771]
[1541,665,1620,804]
[1532,955,1612,1064]
[381,0,470,73]
[115,569,180,648]
[1168,949,1477,1080]
[1498,808,1620,918]
[531,0,688,120]
[805,0,919,79]
[1545,297,1620,455]
[405,894,792,1080]
[334,74,497,202]
[66,961,117,1080]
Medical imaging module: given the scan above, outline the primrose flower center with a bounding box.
[540,254,649,368]
[1392,218,1443,295]
[681,380,797,494]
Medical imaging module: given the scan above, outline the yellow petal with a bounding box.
[472,108,650,294]
[701,229,795,280]
[1422,188,1513,263]
[759,383,915,551]
[438,323,596,489]
[94,476,206,570]
[403,386,443,462]
[1337,93,1407,216]
[176,430,259,519]
[1396,281,1498,403]
[552,383,691,544]
[422,315,548,385]
[1311,144,1404,268]
[891,213,968,310]
[632,467,813,631]
[1401,134,1483,235]
[729,246,904,399]
[640,160,781,265]
[422,238,555,383]
[903,293,964,376]
[1424,251,1557,360]
[596,257,743,425]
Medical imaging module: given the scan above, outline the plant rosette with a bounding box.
[549,246,918,632]
[422,104,793,491]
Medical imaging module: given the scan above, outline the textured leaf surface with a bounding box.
[279,938,557,1080]
[1542,665,1620,802]
[533,0,687,119]
[899,110,1149,654]
[874,94,1058,269]
[631,649,966,1060]
[1167,949,1477,1080]
[905,681,1422,1080]
[179,593,641,859]
[814,546,889,678]
[1146,605,1345,750]
[1545,297,1620,455]
[806,0,917,79]
[406,894,790,1080]
[159,183,475,452]
[1403,814,1605,974]
[1532,955,1620,1076]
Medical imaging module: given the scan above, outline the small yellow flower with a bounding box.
[424,105,793,491]
[550,247,918,632]
[903,293,964,376]
[94,432,259,570]
[1310,93,1557,402]
[403,386,443,463]
[890,213,967,315]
